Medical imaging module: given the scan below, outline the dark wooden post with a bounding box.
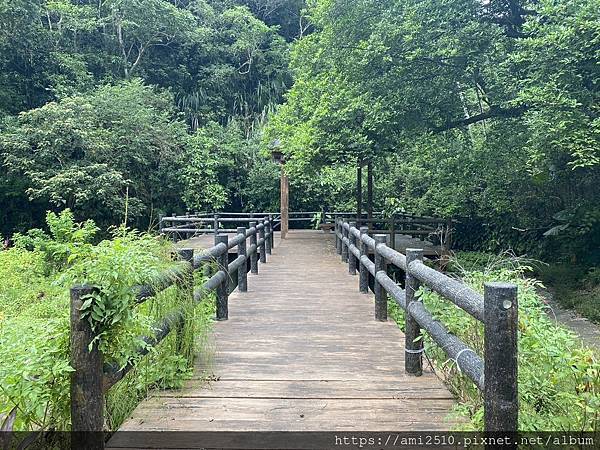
[335,217,342,255]
[249,221,258,274]
[484,282,518,433]
[171,214,177,242]
[359,226,369,294]
[215,234,229,320]
[237,227,248,293]
[389,218,396,250]
[213,213,219,236]
[265,219,272,255]
[281,166,289,239]
[269,214,275,249]
[259,220,267,264]
[373,234,387,321]
[341,222,349,263]
[348,221,357,275]
[356,163,362,224]
[184,212,190,240]
[367,161,373,226]
[70,285,104,448]
[443,217,453,255]
[176,248,194,354]
[405,248,424,375]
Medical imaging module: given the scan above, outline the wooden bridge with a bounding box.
[68,213,519,449]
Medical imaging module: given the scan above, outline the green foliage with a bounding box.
[537,263,600,323]
[1,81,189,229]
[0,213,214,431]
[60,228,178,364]
[0,0,292,236]
[388,254,600,431]
[13,209,98,272]
[267,0,600,263]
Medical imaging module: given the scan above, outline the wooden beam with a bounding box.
[356,163,362,223]
[367,161,374,228]
[280,167,289,239]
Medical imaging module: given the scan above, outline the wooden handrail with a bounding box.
[335,218,518,433]
[70,219,274,437]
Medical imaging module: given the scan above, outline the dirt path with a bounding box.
[539,288,600,352]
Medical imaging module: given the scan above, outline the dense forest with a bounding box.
[2,0,598,259]
[2,0,598,314]
[0,0,302,233]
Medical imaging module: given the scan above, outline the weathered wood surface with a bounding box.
[391,234,442,256]
[109,231,458,447]
[179,230,440,257]
[177,231,281,254]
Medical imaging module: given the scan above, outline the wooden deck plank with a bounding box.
[110,231,458,448]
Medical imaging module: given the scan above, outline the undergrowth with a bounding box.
[536,263,600,324]
[0,210,215,432]
[388,252,600,431]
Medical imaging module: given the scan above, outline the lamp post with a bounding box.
[271,140,288,240]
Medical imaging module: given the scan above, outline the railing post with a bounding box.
[237,227,248,293]
[176,248,194,356]
[359,226,369,294]
[215,234,229,320]
[389,218,396,250]
[484,282,518,433]
[259,220,267,264]
[405,248,424,376]
[374,234,388,321]
[213,213,219,236]
[348,221,357,275]
[70,285,104,448]
[269,214,275,249]
[158,213,164,234]
[341,222,349,263]
[171,214,177,242]
[335,217,342,255]
[184,212,190,240]
[265,219,272,255]
[249,221,258,274]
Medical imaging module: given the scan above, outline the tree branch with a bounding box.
[434,104,528,132]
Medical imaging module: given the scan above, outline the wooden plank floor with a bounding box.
[109,231,458,447]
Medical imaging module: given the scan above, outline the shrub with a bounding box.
[0,213,214,431]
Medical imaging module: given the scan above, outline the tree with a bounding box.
[1,80,189,228]
[267,0,600,257]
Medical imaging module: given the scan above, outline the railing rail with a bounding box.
[335,218,518,433]
[160,211,453,253]
[159,211,360,240]
[333,212,454,253]
[70,218,274,439]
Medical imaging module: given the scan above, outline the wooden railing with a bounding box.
[159,211,452,250]
[159,211,357,240]
[69,217,274,444]
[334,218,518,433]
[335,212,454,253]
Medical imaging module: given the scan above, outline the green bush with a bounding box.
[388,257,600,431]
[0,212,214,431]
